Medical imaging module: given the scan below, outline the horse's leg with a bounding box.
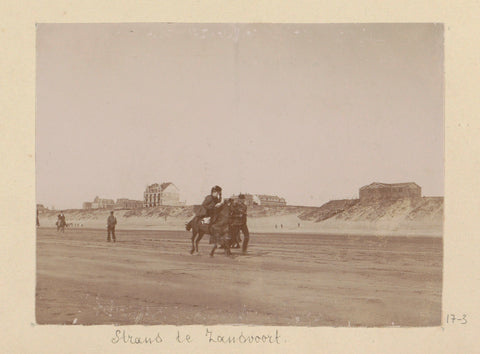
[210,245,216,257]
[225,238,232,256]
[225,236,232,253]
[190,230,196,254]
[210,237,217,257]
[196,231,204,253]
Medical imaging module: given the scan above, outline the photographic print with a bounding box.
[36,23,444,326]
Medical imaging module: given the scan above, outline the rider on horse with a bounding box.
[185,185,222,231]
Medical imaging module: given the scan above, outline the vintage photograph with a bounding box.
[36,23,444,326]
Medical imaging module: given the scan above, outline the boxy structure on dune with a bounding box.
[359,182,421,203]
[231,193,287,207]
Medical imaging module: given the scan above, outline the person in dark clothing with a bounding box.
[230,194,250,253]
[240,212,250,253]
[185,185,222,231]
[229,199,243,248]
[56,214,66,232]
[107,211,117,242]
[56,214,61,228]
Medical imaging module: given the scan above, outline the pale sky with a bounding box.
[36,23,444,209]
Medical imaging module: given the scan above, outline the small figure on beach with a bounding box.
[56,212,66,232]
[107,211,117,242]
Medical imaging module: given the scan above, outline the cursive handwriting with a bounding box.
[110,328,284,345]
[111,329,163,344]
[205,328,281,344]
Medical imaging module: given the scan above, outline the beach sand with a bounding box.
[36,227,442,326]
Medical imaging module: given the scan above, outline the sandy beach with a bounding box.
[36,227,442,326]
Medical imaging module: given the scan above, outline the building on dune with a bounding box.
[230,194,259,207]
[231,193,287,207]
[83,196,115,209]
[36,204,49,213]
[115,198,144,210]
[144,182,184,207]
[257,194,287,206]
[359,182,421,203]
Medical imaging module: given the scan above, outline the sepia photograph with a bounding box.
[35,23,444,327]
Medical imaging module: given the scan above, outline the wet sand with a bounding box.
[36,228,442,326]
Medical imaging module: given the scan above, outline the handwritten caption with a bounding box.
[111,328,283,345]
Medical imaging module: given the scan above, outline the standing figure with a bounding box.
[56,214,60,231]
[56,214,65,232]
[185,185,222,231]
[230,194,250,254]
[107,211,117,242]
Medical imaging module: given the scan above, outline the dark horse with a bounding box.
[189,199,234,256]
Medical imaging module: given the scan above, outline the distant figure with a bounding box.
[36,209,40,227]
[185,185,222,231]
[281,224,283,229]
[298,222,300,228]
[275,224,277,229]
[230,194,250,253]
[56,213,66,232]
[107,211,117,242]
[61,211,67,230]
[56,214,61,230]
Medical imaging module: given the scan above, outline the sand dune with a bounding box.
[38,197,443,237]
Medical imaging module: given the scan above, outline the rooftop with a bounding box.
[360,182,420,190]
